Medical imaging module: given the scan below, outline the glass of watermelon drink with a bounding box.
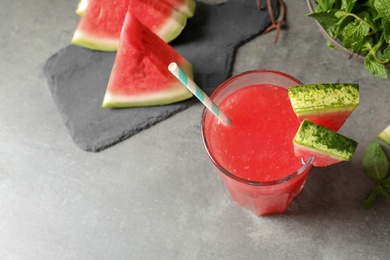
[201,70,315,216]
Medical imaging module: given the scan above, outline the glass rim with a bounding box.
[200,69,315,186]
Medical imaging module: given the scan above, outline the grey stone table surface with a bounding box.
[1,0,389,259]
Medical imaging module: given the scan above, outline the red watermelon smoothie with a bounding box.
[201,70,314,216]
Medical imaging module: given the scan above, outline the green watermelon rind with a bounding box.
[72,7,189,50]
[155,10,187,43]
[292,106,357,117]
[102,82,193,108]
[378,125,390,145]
[71,31,119,52]
[293,120,358,161]
[181,0,196,17]
[288,83,359,114]
[76,0,88,16]
[166,0,196,17]
[102,63,194,108]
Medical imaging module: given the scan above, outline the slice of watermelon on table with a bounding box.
[45,0,281,152]
[288,83,360,131]
[293,120,358,167]
[102,10,193,108]
[76,0,196,18]
[72,0,128,52]
[72,0,187,51]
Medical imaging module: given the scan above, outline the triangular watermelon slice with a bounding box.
[293,120,358,167]
[72,0,128,52]
[288,83,359,131]
[102,11,193,108]
[72,0,187,51]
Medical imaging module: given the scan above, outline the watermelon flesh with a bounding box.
[102,11,193,108]
[288,83,359,131]
[72,0,187,51]
[129,0,187,43]
[295,109,356,132]
[294,144,348,167]
[293,120,358,167]
[72,0,128,52]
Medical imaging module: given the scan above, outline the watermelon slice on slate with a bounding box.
[76,0,196,18]
[44,0,280,152]
[293,120,358,167]
[72,0,187,51]
[288,83,359,131]
[72,0,128,52]
[102,11,193,108]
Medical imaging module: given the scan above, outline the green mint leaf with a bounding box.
[341,0,357,13]
[325,39,335,49]
[342,20,370,52]
[362,141,389,180]
[365,183,390,209]
[334,10,347,19]
[364,53,388,78]
[381,177,390,189]
[383,20,390,43]
[379,185,390,199]
[374,0,390,22]
[315,0,336,12]
[307,10,340,29]
[363,185,381,209]
[311,0,389,78]
[383,44,390,60]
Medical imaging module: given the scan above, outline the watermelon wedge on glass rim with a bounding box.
[293,120,358,167]
[288,83,359,131]
[102,11,193,108]
[72,0,188,51]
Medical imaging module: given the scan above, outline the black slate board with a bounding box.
[43,0,279,152]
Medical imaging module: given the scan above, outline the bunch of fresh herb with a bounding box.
[362,140,390,208]
[307,0,390,78]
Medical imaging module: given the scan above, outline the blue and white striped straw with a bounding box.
[168,62,232,126]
